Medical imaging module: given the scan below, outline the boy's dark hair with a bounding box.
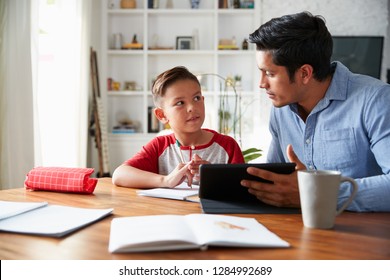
[152,66,200,106]
[248,11,333,82]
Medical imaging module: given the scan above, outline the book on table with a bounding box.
[0,200,113,237]
[108,214,289,253]
[137,182,199,202]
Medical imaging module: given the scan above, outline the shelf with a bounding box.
[107,50,144,55]
[107,9,144,14]
[217,9,255,15]
[147,9,215,15]
[101,0,261,172]
[147,50,214,55]
[108,90,144,96]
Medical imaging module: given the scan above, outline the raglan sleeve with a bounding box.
[123,138,160,173]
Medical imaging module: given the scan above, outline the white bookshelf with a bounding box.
[100,0,261,172]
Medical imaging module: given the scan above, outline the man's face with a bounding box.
[255,51,302,108]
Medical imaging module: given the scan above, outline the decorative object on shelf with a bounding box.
[233,0,240,8]
[108,0,115,9]
[192,29,200,50]
[148,106,161,133]
[176,36,193,50]
[112,81,121,91]
[219,0,228,9]
[108,78,121,91]
[234,75,242,88]
[153,0,159,9]
[122,34,143,49]
[132,34,138,44]
[115,113,139,134]
[218,38,239,50]
[124,81,136,91]
[112,124,137,134]
[198,73,242,143]
[190,0,200,9]
[120,0,136,9]
[122,43,143,49]
[113,33,123,50]
[166,0,174,9]
[242,38,248,50]
[241,0,255,8]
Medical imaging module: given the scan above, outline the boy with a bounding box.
[112,66,244,188]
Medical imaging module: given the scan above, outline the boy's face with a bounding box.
[155,79,205,134]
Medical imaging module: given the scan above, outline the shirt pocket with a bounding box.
[320,128,358,169]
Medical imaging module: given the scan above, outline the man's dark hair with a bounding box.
[248,11,333,81]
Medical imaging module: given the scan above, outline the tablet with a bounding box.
[199,163,300,214]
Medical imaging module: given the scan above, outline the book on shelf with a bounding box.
[108,214,289,253]
[0,200,113,237]
[112,124,136,134]
[148,106,161,133]
[137,182,199,202]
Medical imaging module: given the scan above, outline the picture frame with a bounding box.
[176,36,193,50]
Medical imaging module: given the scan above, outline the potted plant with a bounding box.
[198,73,262,163]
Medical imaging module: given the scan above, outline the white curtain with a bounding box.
[0,0,35,189]
[0,0,92,190]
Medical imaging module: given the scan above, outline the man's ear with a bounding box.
[299,64,314,84]
[154,107,168,124]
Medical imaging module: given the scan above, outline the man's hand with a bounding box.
[240,144,306,208]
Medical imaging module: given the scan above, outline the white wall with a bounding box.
[261,0,389,81]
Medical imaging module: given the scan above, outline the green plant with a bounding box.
[198,73,262,162]
[242,147,262,163]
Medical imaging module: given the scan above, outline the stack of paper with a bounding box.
[0,200,113,237]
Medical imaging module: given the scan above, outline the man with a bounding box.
[241,11,390,212]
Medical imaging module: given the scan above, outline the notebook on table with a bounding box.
[199,163,300,214]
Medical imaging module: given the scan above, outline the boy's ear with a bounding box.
[154,107,168,123]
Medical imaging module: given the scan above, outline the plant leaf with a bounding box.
[244,153,262,163]
[242,147,262,156]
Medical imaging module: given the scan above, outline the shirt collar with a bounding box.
[326,61,350,101]
[289,61,350,115]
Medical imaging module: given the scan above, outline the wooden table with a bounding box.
[0,178,389,260]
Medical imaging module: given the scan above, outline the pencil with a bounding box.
[176,140,186,163]
[176,140,192,188]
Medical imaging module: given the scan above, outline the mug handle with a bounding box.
[336,177,359,215]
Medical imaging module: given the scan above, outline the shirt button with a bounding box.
[306,138,311,144]
[308,165,314,170]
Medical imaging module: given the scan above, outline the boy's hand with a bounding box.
[163,161,194,188]
[188,154,209,182]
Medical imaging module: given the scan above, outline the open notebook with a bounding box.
[137,182,199,202]
[199,163,300,214]
[0,200,113,237]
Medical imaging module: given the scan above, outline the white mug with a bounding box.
[297,170,358,229]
